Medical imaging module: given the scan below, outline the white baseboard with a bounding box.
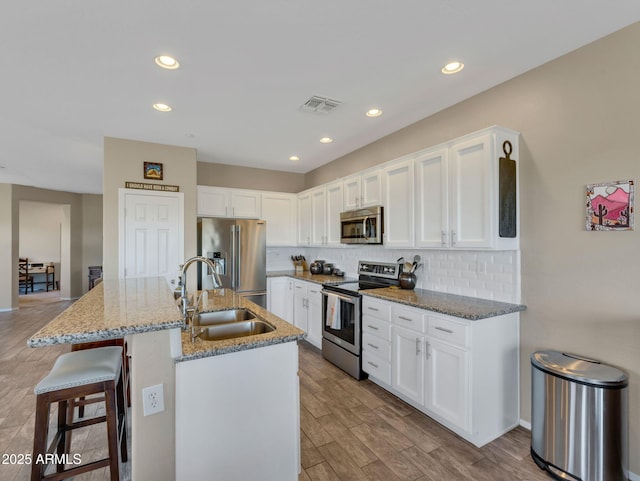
[0,307,18,312]
[520,419,638,481]
[60,297,80,301]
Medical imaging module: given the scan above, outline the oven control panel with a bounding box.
[358,261,401,279]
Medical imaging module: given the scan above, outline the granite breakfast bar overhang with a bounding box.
[28,277,306,481]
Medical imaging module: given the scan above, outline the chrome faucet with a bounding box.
[179,256,222,326]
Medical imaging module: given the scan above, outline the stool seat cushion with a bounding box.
[35,346,123,395]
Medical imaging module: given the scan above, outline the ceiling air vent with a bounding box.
[300,95,342,114]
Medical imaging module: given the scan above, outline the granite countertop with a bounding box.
[28,277,184,347]
[362,287,526,320]
[267,270,357,285]
[177,289,306,362]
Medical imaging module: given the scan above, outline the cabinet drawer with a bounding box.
[362,296,390,321]
[363,333,391,362]
[427,315,468,348]
[391,305,425,332]
[362,351,390,384]
[362,316,391,341]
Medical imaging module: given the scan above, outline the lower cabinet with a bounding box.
[292,279,322,348]
[267,277,294,324]
[362,294,519,448]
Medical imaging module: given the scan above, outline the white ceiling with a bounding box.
[1,1,639,194]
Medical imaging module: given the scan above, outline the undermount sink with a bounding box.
[197,320,275,341]
[196,308,256,326]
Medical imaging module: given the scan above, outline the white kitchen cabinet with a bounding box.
[415,126,520,249]
[392,325,424,405]
[424,337,469,431]
[197,186,261,218]
[391,304,426,405]
[301,182,343,247]
[267,276,294,323]
[381,158,415,248]
[297,191,312,246]
[362,296,392,385]
[261,192,297,246]
[361,293,519,448]
[343,169,382,210]
[292,279,322,348]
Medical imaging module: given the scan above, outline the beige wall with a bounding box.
[307,23,640,472]
[81,194,103,292]
[197,161,305,193]
[102,137,197,480]
[103,137,198,279]
[0,184,92,309]
[19,201,63,264]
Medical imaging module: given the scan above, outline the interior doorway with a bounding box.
[18,201,65,304]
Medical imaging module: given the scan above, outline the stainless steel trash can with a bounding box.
[531,351,628,481]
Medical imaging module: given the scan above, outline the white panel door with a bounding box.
[325,182,343,246]
[361,170,382,207]
[415,148,449,247]
[392,325,424,405]
[382,159,414,248]
[122,191,183,284]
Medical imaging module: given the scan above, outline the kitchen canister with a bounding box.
[399,272,417,289]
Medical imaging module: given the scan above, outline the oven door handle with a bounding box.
[321,290,358,304]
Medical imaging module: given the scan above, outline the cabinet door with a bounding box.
[261,193,297,246]
[425,338,469,430]
[310,188,327,245]
[415,148,449,248]
[306,284,323,348]
[392,326,424,405]
[382,159,415,247]
[197,186,229,217]
[230,190,261,218]
[449,134,493,248]
[325,182,343,246]
[267,277,288,319]
[297,192,312,246]
[343,175,361,211]
[361,170,381,207]
[292,281,308,332]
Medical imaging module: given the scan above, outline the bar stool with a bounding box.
[31,346,127,481]
[70,339,130,418]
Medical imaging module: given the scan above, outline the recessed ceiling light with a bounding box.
[155,55,180,70]
[153,103,172,112]
[289,155,300,161]
[319,137,333,144]
[441,61,464,74]
[366,108,383,118]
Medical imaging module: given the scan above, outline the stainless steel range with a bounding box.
[321,260,401,380]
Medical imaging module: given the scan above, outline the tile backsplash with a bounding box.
[267,246,520,304]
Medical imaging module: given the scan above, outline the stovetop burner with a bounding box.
[323,261,401,296]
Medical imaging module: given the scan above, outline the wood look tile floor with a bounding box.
[0,298,131,481]
[2,297,548,481]
[297,341,548,481]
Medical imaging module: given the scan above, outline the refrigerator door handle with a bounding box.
[236,224,242,290]
[230,225,236,289]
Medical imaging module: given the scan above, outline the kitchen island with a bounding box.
[28,277,305,481]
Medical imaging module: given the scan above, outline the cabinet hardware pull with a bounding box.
[451,230,457,246]
[367,343,379,349]
[426,342,430,359]
[367,307,379,311]
[367,361,379,368]
[435,326,454,334]
[398,315,414,322]
[441,230,447,247]
[367,324,379,330]
[415,338,421,355]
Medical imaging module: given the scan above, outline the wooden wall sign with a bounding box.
[125,182,179,192]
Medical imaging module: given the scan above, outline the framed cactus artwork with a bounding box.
[586,180,634,231]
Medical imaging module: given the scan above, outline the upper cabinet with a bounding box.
[382,159,415,248]
[197,186,261,219]
[261,192,297,246]
[343,169,382,210]
[299,181,343,247]
[415,126,519,250]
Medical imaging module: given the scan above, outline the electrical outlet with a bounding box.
[142,384,165,416]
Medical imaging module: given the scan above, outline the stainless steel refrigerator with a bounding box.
[197,217,267,307]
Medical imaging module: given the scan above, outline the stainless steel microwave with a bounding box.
[340,206,383,244]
